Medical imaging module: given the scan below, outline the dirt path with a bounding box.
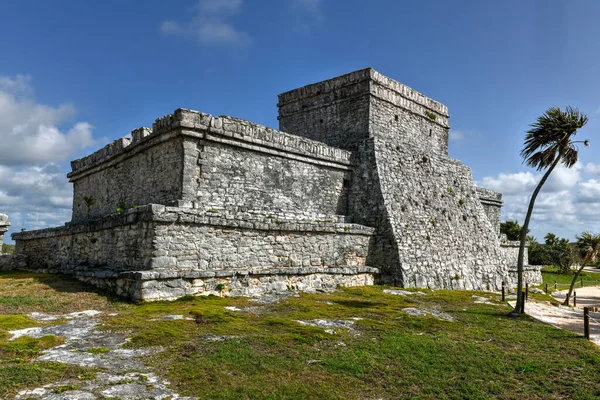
[509,286,600,347]
[552,286,600,308]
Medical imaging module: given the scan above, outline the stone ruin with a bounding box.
[11,68,541,301]
[0,214,13,270]
[0,214,9,250]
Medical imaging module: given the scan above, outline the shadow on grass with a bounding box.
[331,300,385,309]
[0,270,130,306]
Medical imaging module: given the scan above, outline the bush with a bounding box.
[529,238,574,274]
[1,244,15,255]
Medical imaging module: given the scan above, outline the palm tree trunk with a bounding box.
[563,261,587,306]
[509,157,561,316]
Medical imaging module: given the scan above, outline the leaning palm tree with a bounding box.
[563,232,600,306]
[510,107,588,316]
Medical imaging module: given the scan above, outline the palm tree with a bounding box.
[563,232,600,306]
[510,107,588,316]
[500,220,528,241]
[544,232,558,245]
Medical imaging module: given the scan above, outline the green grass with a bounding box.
[0,270,125,314]
[539,266,600,292]
[103,286,600,399]
[85,347,110,354]
[3,271,600,398]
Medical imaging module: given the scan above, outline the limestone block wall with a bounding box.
[69,109,353,224]
[13,205,375,275]
[0,214,9,248]
[14,215,156,272]
[500,240,529,267]
[277,68,450,155]
[369,96,449,156]
[189,139,350,218]
[373,141,507,290]
[278,69,371,149]
[149,207,373,271]
[69,137,185,222]
[278,67,509,290]
[476,188,503,238]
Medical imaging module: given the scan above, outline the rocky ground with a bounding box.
[10,310,196,400]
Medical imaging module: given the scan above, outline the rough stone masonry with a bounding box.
[0,214,9,249]
[12,68,540,301]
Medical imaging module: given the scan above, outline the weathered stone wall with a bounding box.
[373,141,507,290]
[278,68,509,291]
[0,254,15,271]
[0,213,9,249]
[368,86,449,156]
[69,109,353,223]
[191,139,350,218]
[151,211,372,271]
[476,188,503,238]
[278,69,371,149]
[500,240,529,267]
[74,268,377,301]
[69,137,185,222]
[277,68,450,154]
[14,214,156,272]
[502,238,542,286]
[13,205,375,275]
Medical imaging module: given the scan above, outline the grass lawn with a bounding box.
[539,266,600,293]
[2,271,600,399]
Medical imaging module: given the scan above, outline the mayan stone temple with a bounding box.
[12,68,540,301]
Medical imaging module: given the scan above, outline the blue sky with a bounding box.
[1,0,600,243]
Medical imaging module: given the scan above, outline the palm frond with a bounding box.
[521,107,588,171]
[576,232,600,263]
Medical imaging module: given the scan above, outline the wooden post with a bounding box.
[501,281,505,302]
[520,291,525,314]
[545,283,548,293]
[525,283,529,301]
[574,291,577,307]
[584,307,590,340]
[554,281,557,290]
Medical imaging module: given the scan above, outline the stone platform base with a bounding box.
[24,266,378,302]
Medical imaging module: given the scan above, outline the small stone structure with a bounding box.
[0,214,9,249]
[12,68,539,300]
[0,214,14,270]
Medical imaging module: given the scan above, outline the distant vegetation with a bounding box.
[1,244,15,255]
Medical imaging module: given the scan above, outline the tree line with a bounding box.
[500,220,600,306]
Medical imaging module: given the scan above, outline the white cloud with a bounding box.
[479,164,600,240]
[160,0,252,47]
[576,179,600,203]
[584,162,600,176]
[544,163,581,192]
[479,172,537,195]
[0,163,73,239]
[0,76,96,165]
[448,130,464,141]
[0,75,96,243]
